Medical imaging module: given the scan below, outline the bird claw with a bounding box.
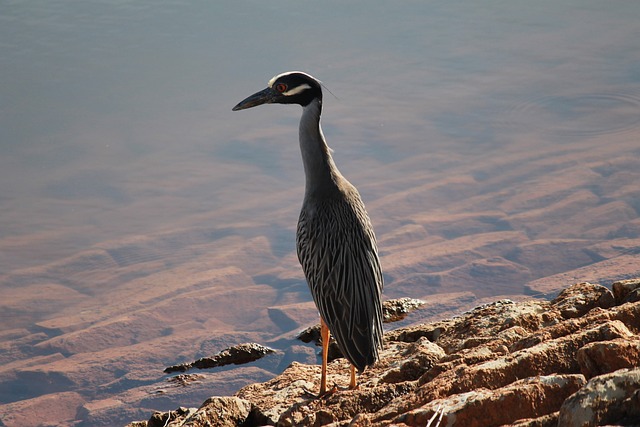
[317,384,339,399]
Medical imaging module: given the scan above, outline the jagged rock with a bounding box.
[551,281,615,319]
[143,397,254,427]
[236,361,321,425]
[185,396,255,427]
[385,320,632,420]
[147,407,197,427]
[382,298,426,322]
[296,325,321,344]
[558,368,640,426]
[380,337,445,384]
[388,374,585,427]
[384,319,451,344]
[166,373,204,387]
[577,337,640,379]
[164,343,275,373]
[510,413,558,427]
[128,281,640,427]
[612,278,640,304]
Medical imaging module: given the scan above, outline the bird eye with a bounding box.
[275,83,287,93]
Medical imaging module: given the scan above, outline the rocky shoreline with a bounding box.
[126,279,640,426]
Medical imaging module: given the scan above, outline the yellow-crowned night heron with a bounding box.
[232,71,383,395]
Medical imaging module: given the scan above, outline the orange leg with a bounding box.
[349,364,357,390]
[320,317,330,396]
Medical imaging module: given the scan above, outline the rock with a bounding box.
[407,320,632,407]
[127,280,640,427]
[389,374,585,427]
[184,396,254,427]
[382,298,426,323]
[141,397,254,427]
[551,282,615,319]
[236,361,318,425]
[576,338,640,379]
[558,368,640,427]
[296,325,321,345]
[509,413,558,427]
[380,338,446,384]
[164,343,275,373]
[146,407,197,427]
[612,278,640,304]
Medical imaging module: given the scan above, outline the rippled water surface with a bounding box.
[1,1,639,269]
[1,1,639,425]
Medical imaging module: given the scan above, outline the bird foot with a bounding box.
[317,384,339,399]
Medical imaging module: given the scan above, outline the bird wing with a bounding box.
[297,186,384,371]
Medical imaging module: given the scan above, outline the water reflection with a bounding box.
[503,92,640,137]
[1,1,640,425]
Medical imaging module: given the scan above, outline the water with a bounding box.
[1,1,639,425]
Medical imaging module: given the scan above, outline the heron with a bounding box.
[232,71,384,396]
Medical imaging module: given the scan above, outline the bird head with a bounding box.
[232,71,322,111]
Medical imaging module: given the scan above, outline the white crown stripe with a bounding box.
[268,70,314,88]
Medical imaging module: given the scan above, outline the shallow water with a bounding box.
[1,1,639,425]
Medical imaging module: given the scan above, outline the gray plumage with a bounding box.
[233,71,384,374]
[296,98,384,371]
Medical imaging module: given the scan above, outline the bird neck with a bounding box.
[299,98,341,196]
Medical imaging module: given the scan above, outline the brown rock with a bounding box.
[384,319,452,344]
[550,282,615,319]
[430,299,551,354]
[612,278,640,304]
[190,396,254,427]
[382,298,426,323]
[236,361,317,425]
[611,298,640,333]
[380,337,446,383]
[164,342,275,373]
[148,397,253,427]
[558,368,640,427]
[509,413,558,427]
[390,374,585,427]
[376,320,633,422]
[126,281,640,427]
[576,338,640,379]
[146,407,197,427]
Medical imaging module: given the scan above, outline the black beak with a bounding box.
[232,87,277,111]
